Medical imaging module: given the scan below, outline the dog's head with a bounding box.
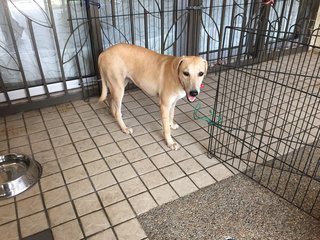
[177,56,208,103]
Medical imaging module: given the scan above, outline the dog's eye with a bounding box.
[198,72,204,77]
[183,72,189,77]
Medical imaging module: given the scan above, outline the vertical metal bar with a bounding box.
[3,0,31,102]
[187,0,202,55]
[160,0,165,53]
[128,0,135,44]
[87,2,103,77]
[205,0,214,61]
[0,72,10,105]
[66,0,86,98]
[144,9,149,49]
[172,0,178,55]
[47,0,68,94]
[27,19,50,98]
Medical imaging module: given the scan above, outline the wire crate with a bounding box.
[207,26,320,219]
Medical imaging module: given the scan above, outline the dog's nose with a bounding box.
[189,90,198,97]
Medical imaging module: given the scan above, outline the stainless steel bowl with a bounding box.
[0,154,42,199]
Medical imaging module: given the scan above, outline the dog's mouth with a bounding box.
[187,95,197,103]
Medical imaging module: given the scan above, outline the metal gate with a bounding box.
[207,22,320,219]
[0,0,318,116]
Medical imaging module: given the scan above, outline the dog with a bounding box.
[98,43,207,150]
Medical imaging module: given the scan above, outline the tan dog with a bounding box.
[99,43,207,150]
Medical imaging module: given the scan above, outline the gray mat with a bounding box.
[138,174,320,240]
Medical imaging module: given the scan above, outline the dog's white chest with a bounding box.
[169,90,186,106]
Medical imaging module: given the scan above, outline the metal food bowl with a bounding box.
[0,154,42,199]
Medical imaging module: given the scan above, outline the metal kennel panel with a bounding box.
[207,25,320,219]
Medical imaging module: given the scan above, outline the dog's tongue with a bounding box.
[188,96,196,102]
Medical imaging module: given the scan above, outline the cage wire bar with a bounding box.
[207,25,320,219]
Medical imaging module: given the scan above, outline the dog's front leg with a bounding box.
[161,104,180,150]
[169,101,179,130]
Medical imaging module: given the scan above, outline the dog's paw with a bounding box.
[168,142,180,151]
[170,123,179,130]
[123,127,133,135]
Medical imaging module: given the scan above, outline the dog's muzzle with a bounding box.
[187,90,198,102]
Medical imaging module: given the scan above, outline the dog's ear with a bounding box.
[202,58,208,74]
[176,56,185,72]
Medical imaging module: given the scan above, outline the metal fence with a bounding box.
[0,0,319,115]
[207,25,320,219]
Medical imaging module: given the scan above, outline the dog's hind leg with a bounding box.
[109,80,133,135]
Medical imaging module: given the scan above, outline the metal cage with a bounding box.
[207,26,320,219]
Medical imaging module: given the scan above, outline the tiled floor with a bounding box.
[0,75,236,240]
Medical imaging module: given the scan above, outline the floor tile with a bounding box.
[17,195,44,218]
[134,133,155,146]
[207,164,234,181]
[114,219,147,240]
[31,139,52,153]
[99,143,121,157]
[120,177,146,198]
[88,125,108,137]
[9,135,29,148]
[63,165,88,184]
[106,153,129,169]
[195,154,219,168]
[74,193,102,216]
[68,178,94,199]
[151,153,174,168]
[150,184,179,205]
[129,192,157,215]
[112,164,137,182]
[40,172,64,192]
[118,138,139,152]
[140,170,167,189]
[105,200,135,226]
[80,210,110,237]
[87,229,117,240]
[178,158,203,174]
[90,171,116,190]
[0,221,19,240]
[85,159,109,176]
[0,203,16,225]
[55,144,77,158]
[79,148,102,163]
[132,159,156,175]
[160,164,185,182]
[51,134,72,148]
[98,185,125,207]
[43,186,70,208]
[168,148,192,162]
[70,129,91,142]
[67,122,85,133]
[92,134,113,146]
[142,142,164,157]
[190,170,216,188]
[48,202,76,227]
[184,142,207,156]
[58,154,82,170]
[52,219,84,240]
[48,126,68,138]
[170,176,198,197]
[74,138,96,152]
[123,148,147,163]
[33,149,56,164]
[20,212,48,238]
[175,133,197,146]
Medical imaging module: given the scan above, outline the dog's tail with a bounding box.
[98,54,108,102]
